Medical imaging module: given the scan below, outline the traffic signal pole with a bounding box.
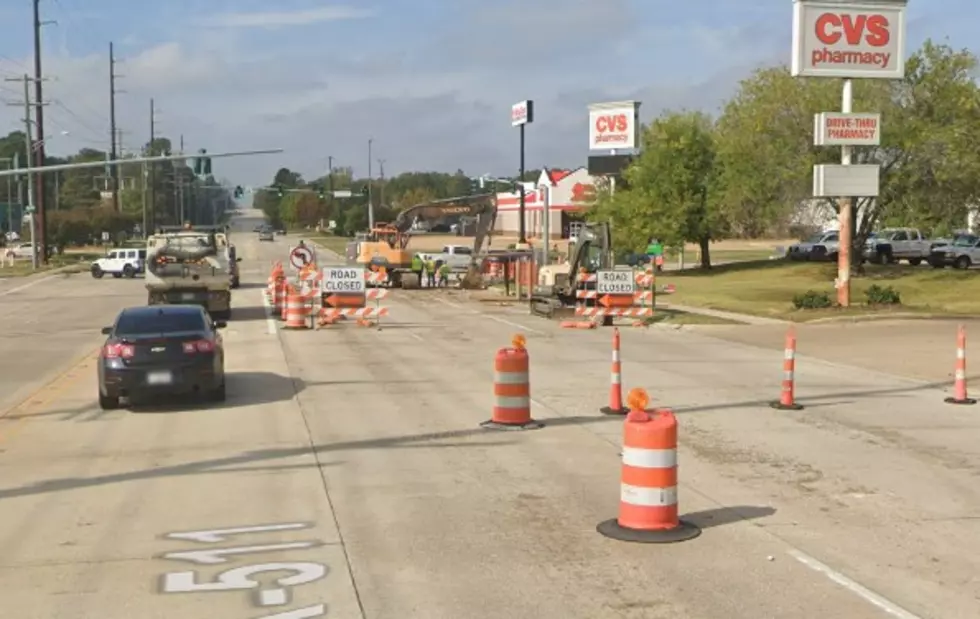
[0,148,284,178]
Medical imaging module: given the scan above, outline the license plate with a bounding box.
[181,293,197,301]
[146,371,172,385]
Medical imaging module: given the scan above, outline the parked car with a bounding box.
[863,228,932,265]
[6,242,38,259]
[91,248,146,278]
[97,304,226,409]
[787,231,839,261]
[927,234,980,269]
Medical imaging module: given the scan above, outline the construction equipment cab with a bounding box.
[349,194,497,288]
[530,221,615,325]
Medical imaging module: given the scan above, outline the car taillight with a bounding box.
[183,339,215,353]
[103,343,134,358]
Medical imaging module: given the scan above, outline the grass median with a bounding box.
[0,252,99,277]
[658,259,980,320]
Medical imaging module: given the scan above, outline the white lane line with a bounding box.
[434,298,543,334]
[409,332,424,342]
[788,550,922,618]
[0,274,56,297]
[261,288,278,334]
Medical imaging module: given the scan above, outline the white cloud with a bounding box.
[201,6,375,29]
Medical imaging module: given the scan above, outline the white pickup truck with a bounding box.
[416,244,474,271]
[863,228,932,265]
[787,230,840,261]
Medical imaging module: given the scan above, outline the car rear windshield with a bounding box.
[115,311,206,335]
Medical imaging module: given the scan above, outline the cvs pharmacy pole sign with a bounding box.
[791,0,906,79]
[588,101,641,150]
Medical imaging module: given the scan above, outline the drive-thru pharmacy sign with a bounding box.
[791,0,907,79]
[814,112,880,145]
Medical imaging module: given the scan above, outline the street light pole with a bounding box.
[367,138,374,229]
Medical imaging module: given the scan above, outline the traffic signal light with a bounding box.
[276,185,284,197]
[316,186,325,199]
[193,149,211,176]
[361,186,369,197]
[233,186,243,198]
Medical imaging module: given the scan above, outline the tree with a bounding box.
[714,40,980,242]
[591,111,725,267]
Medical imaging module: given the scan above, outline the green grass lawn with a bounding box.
[659,260,980,320]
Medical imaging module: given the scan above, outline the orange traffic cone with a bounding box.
[946,325,976,405]
[770,328,803,410]
[600,328,628,415]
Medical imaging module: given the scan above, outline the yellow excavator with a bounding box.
[349,193,497,288]
[529,221,615,324]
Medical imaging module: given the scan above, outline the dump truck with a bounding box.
[529,221,615,325]
[347,194,497,288]
[144,225,240,320]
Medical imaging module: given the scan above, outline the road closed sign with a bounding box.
[595,270,635,295]
[322,267,365,293]
[791,0,906,79]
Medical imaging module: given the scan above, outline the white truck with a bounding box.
[927,233,980,269]
[416,244,474,272]
[786,230,840,261]
[144,226,239,320]
[863,227,932,265]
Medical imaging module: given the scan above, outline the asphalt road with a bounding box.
[1,211,978,618]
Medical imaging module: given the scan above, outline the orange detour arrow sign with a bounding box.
[599,294,634,307]
[324,293,366,307]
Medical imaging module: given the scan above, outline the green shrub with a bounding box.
[865,284,901,305]
[792,290,833,309]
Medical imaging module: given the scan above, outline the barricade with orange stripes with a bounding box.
[597,388,700,543]
[317,270,389,328]
[481,334,542,430]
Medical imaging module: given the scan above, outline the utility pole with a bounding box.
[109,42,120,212]
[378,158,385,207]
[327,155,333,215]
[33,0,52,262]
[148,98,156,231]
[4,74,46,264]
[177,134,185,223]
[367,138,373,228]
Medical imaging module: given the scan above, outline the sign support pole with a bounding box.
[837,79,853,307]
[518,123,526,245]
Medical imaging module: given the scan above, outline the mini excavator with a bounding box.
[349,193,497,288]
[529,221,615,325]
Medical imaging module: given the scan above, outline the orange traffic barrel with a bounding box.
[597,388,700,543]
[481,334,542,430]
[283,291,311,329]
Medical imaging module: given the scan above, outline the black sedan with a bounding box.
[98,305,226,409]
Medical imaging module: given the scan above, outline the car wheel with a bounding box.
[955,256,971,269]
[908,258,922,266]
[122,264,135,278]
[209,381,226,402]
[99,391,120,410]
[91,266,104,279]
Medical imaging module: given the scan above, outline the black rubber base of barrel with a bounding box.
[600,406,629,415]
[596,519,701,543]
[945,397,977,405]
[480,419,543,431]
[770,400,803,410]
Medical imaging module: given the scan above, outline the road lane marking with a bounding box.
[165,522,311,543]
[261,289,278,334]
[0,349,98,444]
[788,549,922,618]
[434,298,544,334]
[0,274,57,297]
[160,523,331,613]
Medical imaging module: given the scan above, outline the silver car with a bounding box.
[258,230,274,242]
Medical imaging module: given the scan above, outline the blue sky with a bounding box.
[0,0,976,187]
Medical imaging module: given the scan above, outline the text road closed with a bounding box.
[323,268,364,293]
[596,270,634,294]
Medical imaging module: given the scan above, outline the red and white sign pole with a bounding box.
[792,0,906,306]
[511,100,534,248]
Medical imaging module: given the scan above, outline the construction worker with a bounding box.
[411,253,423,283]
[438,261,451,287]
[425,257,437,287]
